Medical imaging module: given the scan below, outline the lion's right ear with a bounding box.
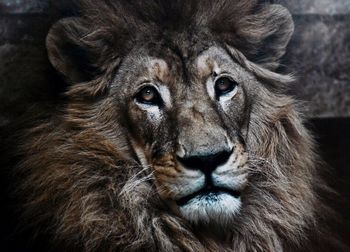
[46,18,98,84]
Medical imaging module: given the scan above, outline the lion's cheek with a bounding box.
[153,166,182,199]
[151,155,182,199]
[152,169,185,216]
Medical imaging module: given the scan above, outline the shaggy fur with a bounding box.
[6,0,348,251]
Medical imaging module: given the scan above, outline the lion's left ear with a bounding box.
[46,17,122,87]
[46,17,98,85]
[233,4,294,70]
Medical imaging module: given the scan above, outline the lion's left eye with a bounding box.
[214,77,238,97]
[135,86,162,106]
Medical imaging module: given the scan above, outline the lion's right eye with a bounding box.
[135,86,162,106]
[214,77,238,98]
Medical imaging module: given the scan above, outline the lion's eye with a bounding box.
[135,86,162,106]
[214,77,238,97]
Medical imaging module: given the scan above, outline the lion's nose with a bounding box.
[177,149,233,175]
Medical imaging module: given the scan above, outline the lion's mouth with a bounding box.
[176,186,241,206]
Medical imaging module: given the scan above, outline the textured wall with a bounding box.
[281,0,350,14]
[279,0,350,118]
[0,0,349,123]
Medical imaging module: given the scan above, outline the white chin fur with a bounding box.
[179,193,241,225]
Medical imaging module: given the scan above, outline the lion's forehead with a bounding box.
[137,46,236,84]
[195,47,234,77]
[147,58,170,82]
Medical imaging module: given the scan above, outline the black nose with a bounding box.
[177,149,233,175]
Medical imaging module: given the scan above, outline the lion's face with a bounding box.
[41,3,306,249]
[112,44,255,225]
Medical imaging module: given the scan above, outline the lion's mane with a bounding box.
[5,0,348,251]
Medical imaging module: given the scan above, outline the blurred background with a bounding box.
[0,0,349,251]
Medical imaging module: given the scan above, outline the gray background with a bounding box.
[0,0,349,122]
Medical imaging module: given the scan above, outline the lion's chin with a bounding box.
[178,192,241,225]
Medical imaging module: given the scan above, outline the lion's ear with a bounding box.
[235,4,294,70]
[46,18,99,84]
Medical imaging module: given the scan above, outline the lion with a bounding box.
[7,0,348,251]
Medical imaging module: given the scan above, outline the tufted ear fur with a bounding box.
[46,18,98,84]
[214,4,294,70]
[237,4,294,70]
[46,14,127,89]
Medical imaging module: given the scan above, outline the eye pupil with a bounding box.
[214,77,238,97]
[217,79,230,91]
[142,88,154,101]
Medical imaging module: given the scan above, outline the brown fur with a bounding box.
[7,0,348,251]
